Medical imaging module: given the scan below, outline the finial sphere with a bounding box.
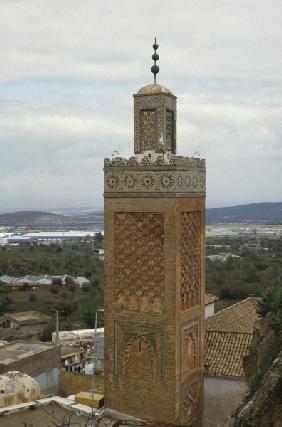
[151,64,159,75]
[151,38,160,83]
[153,41,159,50]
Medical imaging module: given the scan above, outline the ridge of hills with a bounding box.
[206,202,282,223]
[0,210,103,227]
[0,202,282,226]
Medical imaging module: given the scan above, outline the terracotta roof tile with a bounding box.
[205,294,219,305]
[206,297,260,333]
[204,297,260,378]
[205,330,253,378]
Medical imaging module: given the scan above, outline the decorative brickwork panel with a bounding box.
[181,317,200,380]
[166,110,175,153]
[114,213,164,313]
[181,379,199,424]
[114,321,165,381]
[140,109,157,151]
[105,169,206,194]
[122,334,157,380]
[180,212,201,310]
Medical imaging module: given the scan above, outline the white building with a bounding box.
[205,294,219,318]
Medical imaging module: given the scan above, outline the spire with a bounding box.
[151,37,159,84]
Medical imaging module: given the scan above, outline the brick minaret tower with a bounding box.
[104,40,206,426]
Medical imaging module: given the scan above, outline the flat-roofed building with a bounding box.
[0,341,61,395]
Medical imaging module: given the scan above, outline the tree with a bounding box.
[65,276,76,292]
[52,277,63,287]
[55,300,78,318]
[21,283,29,291]
[50,286,59,295]
[65,276,75,286]
[94,232,103,244]
[0,282,13,308]
[29,293,38,302]
[39,321,55,342]
[257,286,282,318]
[92,278,100,287]
[82,308,96,328]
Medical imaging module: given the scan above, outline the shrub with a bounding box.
[257,286,282,318]
[29,293,38,302]
[52,277,62,286]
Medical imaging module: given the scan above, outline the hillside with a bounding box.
[206,202,282,223]
[1,203,282,226]
[0,211,65,226]
[0,210,104,227]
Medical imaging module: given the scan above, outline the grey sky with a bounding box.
[0,0,281,209]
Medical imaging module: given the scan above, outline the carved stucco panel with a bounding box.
[180,212,201,310]
[181,317,201,380]
[114,212,164,314]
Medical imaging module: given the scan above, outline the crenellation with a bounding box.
[104,155,206,168]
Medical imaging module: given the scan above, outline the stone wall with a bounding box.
[0,344,61,378]
[203,377,247,427]
[59,371,104,397]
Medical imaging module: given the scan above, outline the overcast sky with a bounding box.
[0,0,281,210]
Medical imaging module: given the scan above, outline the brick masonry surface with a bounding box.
[104,197,205,426]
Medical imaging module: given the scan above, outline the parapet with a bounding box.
[104,154,206,198]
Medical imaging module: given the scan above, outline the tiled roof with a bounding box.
[205,330,253,378]
[205,297,260,378]
[205,294,219,305]
[206,297,259,333]
[5,311,51,322]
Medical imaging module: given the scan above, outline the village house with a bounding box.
[203,297,260,427]
[0,340,61,395]
[0,311,51,339]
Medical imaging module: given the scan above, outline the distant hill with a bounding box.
[0,210,104,227]
[1,203,282,226]
[0,211,66,226]
[206,202,282,224]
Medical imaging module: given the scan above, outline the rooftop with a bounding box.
[4,311,51,323]
[205,294,219,305]
[205,297,259,333]
[0,341,58,366]
[0,399,90,427]
[137,83,173,96]
[205,331,253,378]
[205,297,260,378]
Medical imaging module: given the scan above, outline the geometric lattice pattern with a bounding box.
[180,212,201,310]
[114,213,164,313]
[166,110,175,153]
[181,379,199,424]
[141,110,157,151]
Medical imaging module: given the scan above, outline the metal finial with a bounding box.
[151,37,159,84]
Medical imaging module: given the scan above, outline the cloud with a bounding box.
[0,0,281,209]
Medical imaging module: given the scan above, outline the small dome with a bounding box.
[137,84,173,96]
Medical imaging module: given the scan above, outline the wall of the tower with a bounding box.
[134,93,176,154]
[104,196,205,426]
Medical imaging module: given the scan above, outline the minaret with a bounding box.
[104,40,206,426]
